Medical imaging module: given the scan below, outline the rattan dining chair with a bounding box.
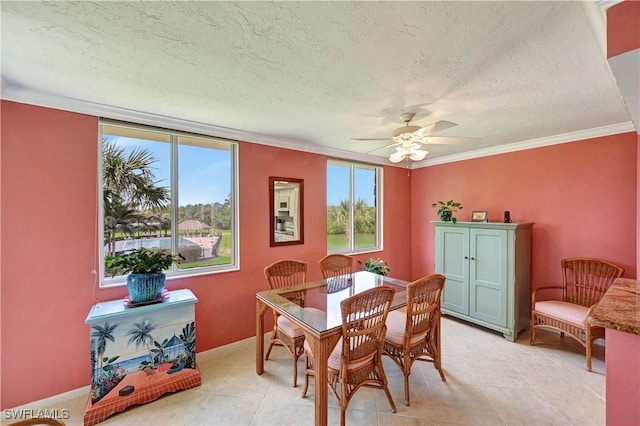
[302,286,397,426]
[264,259,308,387]
[530,257,624,371]
[383,273,446,406]
[318,254,353,279]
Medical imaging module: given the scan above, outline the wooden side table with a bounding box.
[84,289,200,426]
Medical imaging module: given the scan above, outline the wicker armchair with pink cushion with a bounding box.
[318,254,353,279]
[530,257,624,371]
[264,259,309,387]
[383,273,446,406]
[301,286,397,426]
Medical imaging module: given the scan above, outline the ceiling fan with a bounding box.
[352,112,457,163]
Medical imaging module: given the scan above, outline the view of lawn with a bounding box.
[327,233,375,251]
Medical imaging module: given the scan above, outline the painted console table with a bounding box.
[84,289,200,426]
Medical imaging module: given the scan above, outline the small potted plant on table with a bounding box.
[358,257,391,276]
[106,248,183,303]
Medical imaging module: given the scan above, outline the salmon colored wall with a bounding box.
[607,1,640,58]
[604,5,640,425]
[410,133,637,285]
[605,329,640,425]
[0,100,411,408]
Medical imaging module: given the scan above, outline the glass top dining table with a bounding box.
[255,270,410,426]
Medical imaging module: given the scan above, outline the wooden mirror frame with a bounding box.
[269,176,304,247]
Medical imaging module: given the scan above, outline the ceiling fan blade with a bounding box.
[364,142,398,154]
[351,137,393,141]
[414,120,457,136]
[389,151,406,163]
[409,149,429,161]
[422,135,481,145]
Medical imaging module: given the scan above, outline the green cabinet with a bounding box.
[433,221,533,341]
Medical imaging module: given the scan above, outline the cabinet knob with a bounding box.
[471,257,476,260]
[464,256,469,259]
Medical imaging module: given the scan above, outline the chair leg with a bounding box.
[403,372,411,406]
[378,360,397,413]
[586,327,593,372]
[265,323,279,360]
[431,329,446,382]
[292,355,298,387]
[301,354,310,398]
[265,339,277,360]
[530,324,536,345]
[383,385,397,414]
[434,355,446,381]
[402,351,412,406]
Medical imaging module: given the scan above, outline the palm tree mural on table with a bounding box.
[180,322,196,369]
[126,319,157,367]
[90,322,123,403]
[151,338,170,367]
[91,322,118,370]
[102,138,170,257]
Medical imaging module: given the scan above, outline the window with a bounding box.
[99,120,238,286]
[327,160,382,253]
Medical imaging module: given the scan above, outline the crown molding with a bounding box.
[595,0,624,10]
[414,121,636,168]
[1,84,391,166]
[2,84,634,170]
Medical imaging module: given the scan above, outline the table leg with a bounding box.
[256,299,268,375]
[304,331,340,426]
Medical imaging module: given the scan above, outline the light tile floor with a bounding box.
[5,317,606,425]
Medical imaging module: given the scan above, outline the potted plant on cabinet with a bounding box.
[432,200,463,224]
[106,248,183,303]
[358,257,391,276]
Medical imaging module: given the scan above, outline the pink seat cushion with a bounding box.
[384,310,428,346]
[327,338,374,371]
[278,307,326,338]
[277,315,304,337]
[534,301,588,326]
[302,307,327,321]
[305,336,374,371]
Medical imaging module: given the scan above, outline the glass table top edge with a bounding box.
[257,271,409,333]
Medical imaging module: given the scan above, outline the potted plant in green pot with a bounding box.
[358,257,391,276]
[106,248,183,303]
[432,200,463,224]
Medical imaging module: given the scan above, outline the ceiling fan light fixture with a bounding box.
[389,150,406,163]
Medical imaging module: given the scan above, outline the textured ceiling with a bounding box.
[0,1,633,165]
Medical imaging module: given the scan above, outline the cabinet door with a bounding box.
[469,228,507,326]
[436,226,469,315]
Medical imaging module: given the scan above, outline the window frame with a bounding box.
[326,159,383,255]
[98,119,239,288]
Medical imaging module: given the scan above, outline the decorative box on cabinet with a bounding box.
[433,221,533,341]
[84,289,200,426]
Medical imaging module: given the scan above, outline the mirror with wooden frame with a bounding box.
[269,177,304,247]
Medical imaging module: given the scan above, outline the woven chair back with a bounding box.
[340,286,394,363]
[264,259,307,289]
[561,257,624,307]
[319,254,353,279]
[406,274,445,336]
